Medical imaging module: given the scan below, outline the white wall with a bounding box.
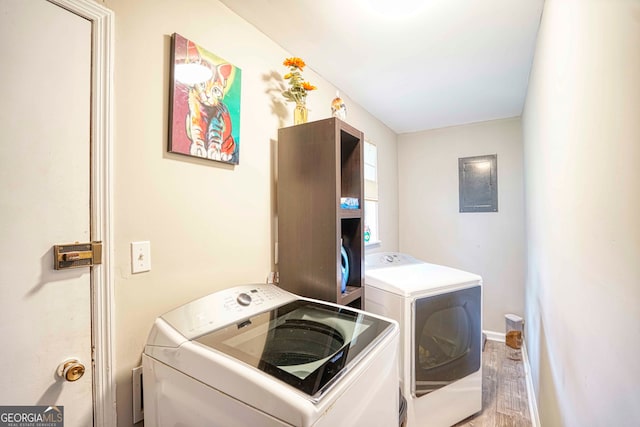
[522,0,640,425]
[398,118,526,333]
[102,0,397,425]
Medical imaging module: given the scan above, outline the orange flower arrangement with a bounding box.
[282,57,316,104]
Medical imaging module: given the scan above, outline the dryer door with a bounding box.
[412,285,481,396]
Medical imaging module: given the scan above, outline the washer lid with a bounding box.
[146,285,397,399]
[365,261,482,297]
[193,299,394,397]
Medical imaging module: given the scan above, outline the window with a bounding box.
[364,141,380,245]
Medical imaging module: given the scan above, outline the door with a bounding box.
[413,286,482,396]
[0,1,94,425]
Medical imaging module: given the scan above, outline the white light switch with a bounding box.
[131,241,151,273]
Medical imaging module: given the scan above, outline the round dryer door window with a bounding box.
[418,306,471,369]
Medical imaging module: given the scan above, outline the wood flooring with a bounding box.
[453,340,532,427]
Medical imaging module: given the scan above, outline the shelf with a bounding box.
[277,118,364,308]
[340,208,362,219]
[339,286,363,307]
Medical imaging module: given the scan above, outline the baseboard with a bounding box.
[482,329,505,342]
[522,343,541,427]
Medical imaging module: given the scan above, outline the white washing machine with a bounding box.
[365,253,483,427]
[143,284,400,427]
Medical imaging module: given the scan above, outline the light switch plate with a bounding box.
[131,241,151,273]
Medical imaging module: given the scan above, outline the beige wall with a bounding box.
[522,0,640,425]
[102,0,397,425]
[397,118,526,333]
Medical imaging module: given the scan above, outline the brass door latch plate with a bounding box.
[54,241,102,270]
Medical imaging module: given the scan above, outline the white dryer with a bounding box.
[143,284,400,427]
[365,253,482,427]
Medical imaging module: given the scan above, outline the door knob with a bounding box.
[57,359,86,382]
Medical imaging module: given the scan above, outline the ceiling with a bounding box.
[220,0,544,134]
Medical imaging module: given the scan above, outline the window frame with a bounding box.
[364,140,380,246]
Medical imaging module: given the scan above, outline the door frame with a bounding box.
[46,0,115,425]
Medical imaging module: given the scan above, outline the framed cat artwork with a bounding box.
[168,33,242,165]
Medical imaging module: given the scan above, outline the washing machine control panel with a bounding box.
[160,284,296,339]
[365,252,420,269]
[236,292,252,306]
[223,286,290,312]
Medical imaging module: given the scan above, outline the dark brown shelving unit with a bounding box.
[277,118,364,309]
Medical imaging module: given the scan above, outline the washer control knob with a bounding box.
[236,292,252,306]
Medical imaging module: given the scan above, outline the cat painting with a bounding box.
[169,33,241,165]
[186,62,235,162]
